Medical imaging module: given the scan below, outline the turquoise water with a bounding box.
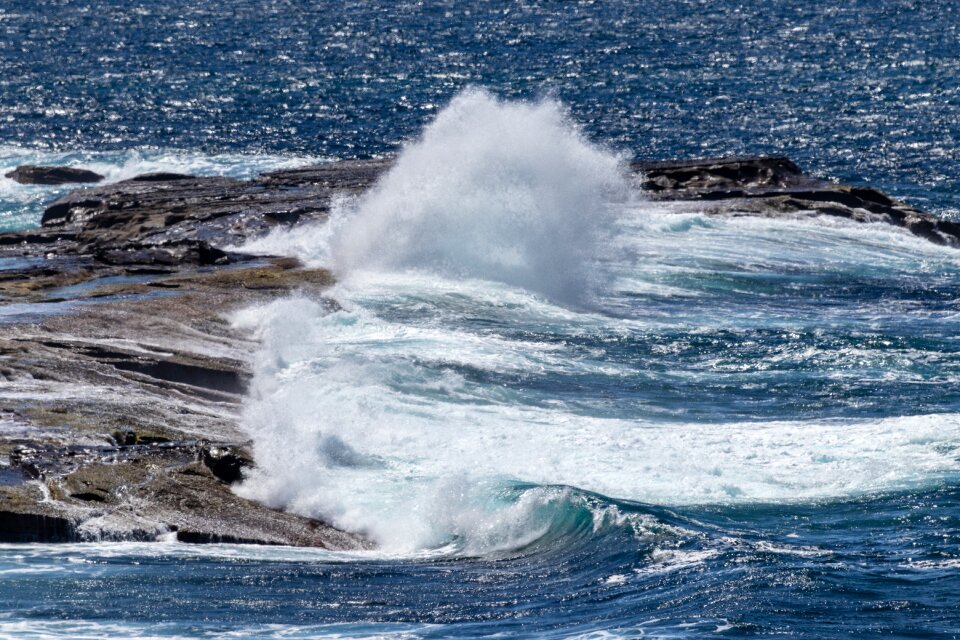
[2,2,960,638]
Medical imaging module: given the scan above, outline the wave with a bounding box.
[232,89,960,555]
[232,290,960,553]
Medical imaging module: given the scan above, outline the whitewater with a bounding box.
[234,90,960,555]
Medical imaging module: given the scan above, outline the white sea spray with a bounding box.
[232,89,960,554]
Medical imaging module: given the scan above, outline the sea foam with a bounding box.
[233,287,960,552]
[233,90,960,554]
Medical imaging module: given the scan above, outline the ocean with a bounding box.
[2,1,960,638]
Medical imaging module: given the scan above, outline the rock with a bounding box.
[0,509,74,542]
[93,240,232,267]
[4,165,104,185]
[112,430,138,446]
[0,259,355,547]
[633,156,960,248]
[129,172,195,182]
[0,446,370,547]
[635,156,807,192]
[200,444,253,484]
[110,430,171,446]
[0,160,390,271]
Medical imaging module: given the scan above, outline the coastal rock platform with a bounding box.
[0,155,955,546]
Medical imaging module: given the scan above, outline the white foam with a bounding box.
[234,290,960,552]
[634,549,722,576]
[0,620,437,640]
[0,540,384,564]
[246,88,631,306]
[232,90,960,554]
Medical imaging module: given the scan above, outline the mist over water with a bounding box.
[235,90,960,554]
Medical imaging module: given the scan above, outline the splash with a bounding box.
[232,287,960,553]
[232,90,960,555]
[250,88,630,305]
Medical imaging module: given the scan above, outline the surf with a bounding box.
[233,89,960,554]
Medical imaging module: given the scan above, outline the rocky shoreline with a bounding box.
[0,155,955,547]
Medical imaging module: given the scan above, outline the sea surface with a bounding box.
[2,1,960,638]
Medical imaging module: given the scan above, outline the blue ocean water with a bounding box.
[2,2,960,638]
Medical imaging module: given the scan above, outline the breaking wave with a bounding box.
[233,90,960,554]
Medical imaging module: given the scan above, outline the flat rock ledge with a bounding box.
[0,154,956,546]
[4,165,104,185]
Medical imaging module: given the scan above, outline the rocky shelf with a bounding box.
[0,155,955,546]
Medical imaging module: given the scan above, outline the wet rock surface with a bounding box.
[0,155,955,547]
[4,165,104,185]
[0,260,357,547]
[0,160,372,547]
[1,439,355,546]
[633,156,960,246]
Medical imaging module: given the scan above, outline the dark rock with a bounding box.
[4,165,104,185]
[176,530,280,545]
[0,510,73,542]
[4,162,391,269]
[634,156,807,192]
[200,444,253,484]
[111,430,171,446]
[110,356,247,396]
[112,430,138,446]
[40,199,99,227]
[93,240,232,267]
[38,339,250,402]
[129,172,195,182]
[2,441,370,548]
[633,156,960,248]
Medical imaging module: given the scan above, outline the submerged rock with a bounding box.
[4,165,104,185]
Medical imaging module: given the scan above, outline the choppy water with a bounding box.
[2,0,959,218]
[2,2,960,638]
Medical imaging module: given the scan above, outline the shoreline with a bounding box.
[0,155,954,546]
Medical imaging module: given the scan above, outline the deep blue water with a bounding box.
[2,0,959,215]
[2,1,960,638]
[3,488,960,638]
